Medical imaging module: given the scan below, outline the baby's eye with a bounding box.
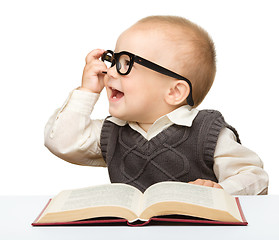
[125,60,130,66]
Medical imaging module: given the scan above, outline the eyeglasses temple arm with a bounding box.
[135,56,194,106]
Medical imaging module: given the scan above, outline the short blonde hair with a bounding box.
[137,16,216,107]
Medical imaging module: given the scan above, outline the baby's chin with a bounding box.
[108,108,125,120]
[109,110,138,122]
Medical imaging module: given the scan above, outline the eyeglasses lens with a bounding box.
[102,51,132,75]
[118,54,131,74]
[102,51,114,68]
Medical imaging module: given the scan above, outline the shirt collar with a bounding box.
[107,105,199,128]
[166,105,199,127]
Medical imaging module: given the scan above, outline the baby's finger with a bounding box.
[213,182,223,189]
[85,58,108,71]
[192,179,205,185]
[85,49,105,64]
[86,60,108,76]
[203,180,215,187]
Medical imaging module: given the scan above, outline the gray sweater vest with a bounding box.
[100,110,240,192]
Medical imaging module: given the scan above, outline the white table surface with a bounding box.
[0,195,278,240]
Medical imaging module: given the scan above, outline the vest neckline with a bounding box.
[119,124,190,155]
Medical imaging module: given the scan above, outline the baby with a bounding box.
[45,15,268,194]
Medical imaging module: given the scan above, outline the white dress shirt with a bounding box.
[44,90,269,195]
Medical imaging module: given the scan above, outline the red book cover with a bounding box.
[32,197,248,227]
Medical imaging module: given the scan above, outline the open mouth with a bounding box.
[110,87,124,100]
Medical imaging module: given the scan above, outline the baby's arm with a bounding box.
[44,49,108,166]
[189,127,268,195]
[213,128,268,195]
[44,90,105,166]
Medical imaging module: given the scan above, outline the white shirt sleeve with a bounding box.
[44,89,106,167]
[214,128,269,195]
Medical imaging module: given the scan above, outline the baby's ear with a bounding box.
[164,80,190,106]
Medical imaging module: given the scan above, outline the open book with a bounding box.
[32,181,247,226]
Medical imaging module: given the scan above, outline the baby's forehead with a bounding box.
[116,29,173,62]
[116,22,189,53]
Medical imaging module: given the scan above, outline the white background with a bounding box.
[0,0,278,195]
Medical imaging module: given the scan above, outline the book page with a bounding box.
[45,183,143,214]
[142,181,226,210]
[140,182,243,222]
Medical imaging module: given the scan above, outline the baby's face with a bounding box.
[104,24,178,123]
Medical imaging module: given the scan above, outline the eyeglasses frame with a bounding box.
[101,50,194,106]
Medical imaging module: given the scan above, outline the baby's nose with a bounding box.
[106,64,119,79]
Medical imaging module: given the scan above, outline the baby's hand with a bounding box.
[188,179,223,189]
[79,49,107,93]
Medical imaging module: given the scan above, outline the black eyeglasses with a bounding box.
[101,50,194,106]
